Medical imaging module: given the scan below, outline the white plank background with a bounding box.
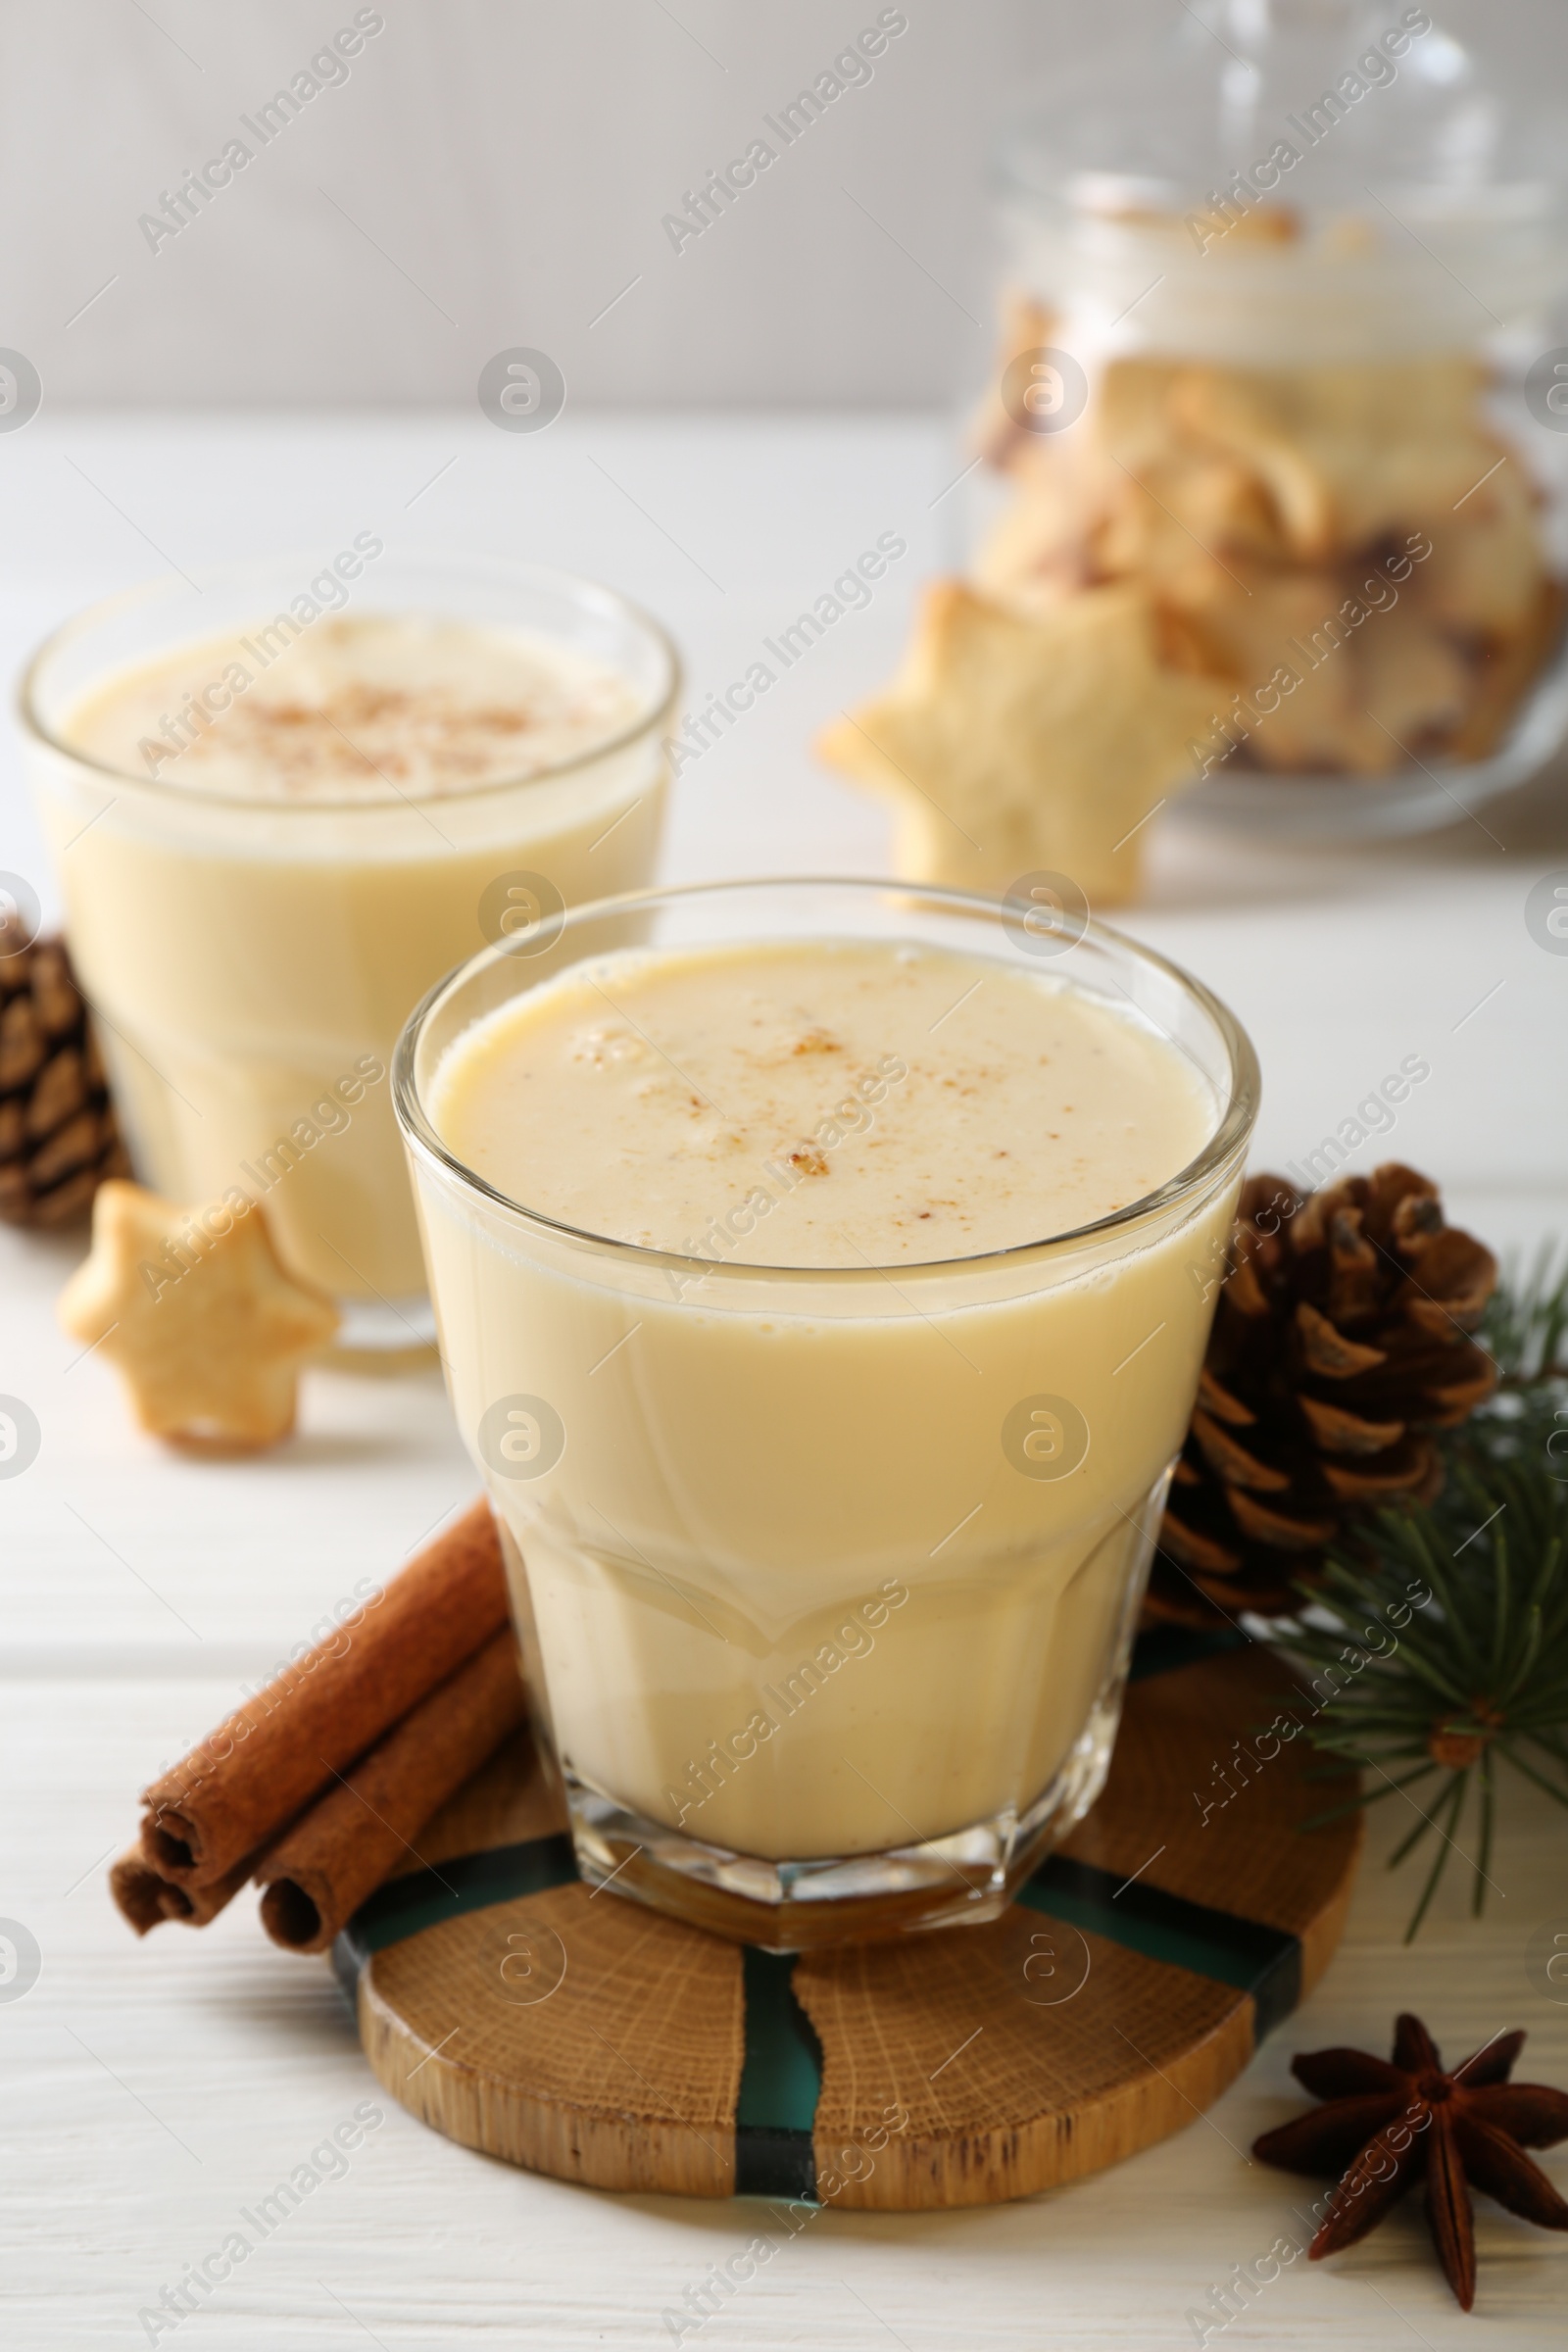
[4,0,1566,413]
[1,413,1566,2345]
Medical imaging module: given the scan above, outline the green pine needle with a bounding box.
[1267,1250,1568,1938]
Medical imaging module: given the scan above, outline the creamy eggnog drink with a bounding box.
[397,881,1257,1945]
[23,557,676,1339]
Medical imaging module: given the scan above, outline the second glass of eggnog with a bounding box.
[396,879,1258,1947]
[21,553,677,1348]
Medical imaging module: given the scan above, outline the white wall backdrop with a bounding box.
[0,0,1561,411]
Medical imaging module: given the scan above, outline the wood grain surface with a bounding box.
[797,1920,1252,2210]
[1059,1648,1364,1997]
[361,1885,744,2197]
[349,1643,1364,2208]
[9,410,1567,2344]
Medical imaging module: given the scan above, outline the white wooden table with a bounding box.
[2,413,1565,2346]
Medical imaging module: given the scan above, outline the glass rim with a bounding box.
[15,548,683,813]
[393,875,1261,1285]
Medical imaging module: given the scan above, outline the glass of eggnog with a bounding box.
[20,552,677,1350]
[395,877,1258,1946]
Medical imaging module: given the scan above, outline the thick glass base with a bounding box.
[564,1659,1135,1952]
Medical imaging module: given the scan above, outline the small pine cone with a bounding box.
[1147,1163,1497,1628]
[0,931,130,1228]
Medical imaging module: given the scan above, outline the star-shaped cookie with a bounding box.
[816,580,1218,902]
[1169,357,1493,561]
[59,1180,339,1449]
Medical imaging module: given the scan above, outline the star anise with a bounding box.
[1252,2014,1568,2310]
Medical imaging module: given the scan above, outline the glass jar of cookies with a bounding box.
[968,0,1568,843]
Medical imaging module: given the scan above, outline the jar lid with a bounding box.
[1000,2,1568,361]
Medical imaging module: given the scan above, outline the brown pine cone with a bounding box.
[1148,1164,1497,1627]
[0,928,130,1227]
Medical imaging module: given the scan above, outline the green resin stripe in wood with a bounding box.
[334,1625,1302,2196]
[331,1832,577,2002]
[1020,1856,1301,2037]
[734,1949,822,2198]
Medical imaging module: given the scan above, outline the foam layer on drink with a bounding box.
[63,613,645,801]
[430,939,1215,1266]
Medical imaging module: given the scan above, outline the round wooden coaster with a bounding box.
[336,1636,1363,2211]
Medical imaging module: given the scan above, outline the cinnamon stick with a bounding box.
[110,1844,257,1936]
[140,1499,507,1886]
[257,1627,527,1953]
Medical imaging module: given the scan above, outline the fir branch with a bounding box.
[1456,1244,1568,1481]
[1268,1353,1568,1937]
[1483,1241,1568,1390]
